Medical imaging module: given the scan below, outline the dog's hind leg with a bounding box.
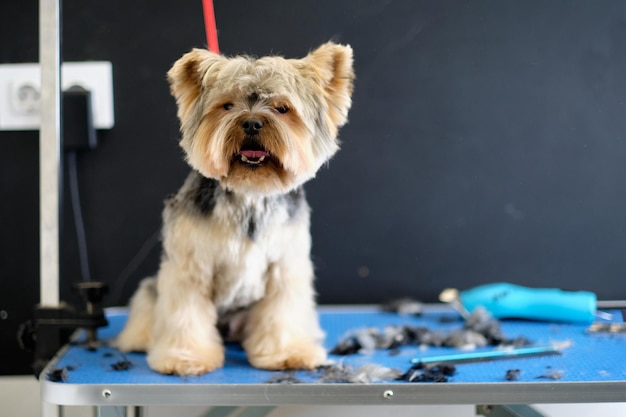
[115,277,157,352]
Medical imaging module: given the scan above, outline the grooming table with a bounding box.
[40,306,626,417]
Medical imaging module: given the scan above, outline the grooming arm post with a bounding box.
[39,1,61,415]
[39,0,62,307]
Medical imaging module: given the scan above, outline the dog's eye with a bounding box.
[223,103,234,110]
[275,106,289,114]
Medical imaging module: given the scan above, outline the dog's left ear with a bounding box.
[167,48,225,122]
[299,42,355,128]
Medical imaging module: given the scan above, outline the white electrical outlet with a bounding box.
[0,61,114,131]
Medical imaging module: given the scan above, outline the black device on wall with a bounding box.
[2,0,626,375]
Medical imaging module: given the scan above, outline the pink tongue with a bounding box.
[240,150,269,159]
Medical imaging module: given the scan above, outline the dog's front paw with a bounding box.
[147,344,225,376]
[246,342,327,370]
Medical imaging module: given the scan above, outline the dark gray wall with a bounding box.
[2,0,626,374]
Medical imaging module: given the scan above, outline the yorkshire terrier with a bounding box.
[116,42,355,376]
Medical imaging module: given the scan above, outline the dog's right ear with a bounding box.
[167,48,224,122]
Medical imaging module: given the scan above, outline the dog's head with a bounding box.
[167,42,354,195]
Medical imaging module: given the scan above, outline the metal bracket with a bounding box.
[476,405,547,417]
[18,282,109,376]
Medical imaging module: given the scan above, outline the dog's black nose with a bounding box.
[242,118,263,135]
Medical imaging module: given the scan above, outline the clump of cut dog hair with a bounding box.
[330,307,531,355]
[400,362,456,383]
[381,298,424,316]
[316,363,403,384]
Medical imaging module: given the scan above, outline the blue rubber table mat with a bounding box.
[48,306,626,386]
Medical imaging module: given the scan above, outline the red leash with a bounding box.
[202,0,220,53]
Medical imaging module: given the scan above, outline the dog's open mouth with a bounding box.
[239,149,269,165]
[237,138,271,167]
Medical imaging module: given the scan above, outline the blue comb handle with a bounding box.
[459,282,597,324]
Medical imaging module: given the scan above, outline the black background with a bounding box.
[2,0,626,374]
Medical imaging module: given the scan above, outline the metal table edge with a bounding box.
[40,379,626,407]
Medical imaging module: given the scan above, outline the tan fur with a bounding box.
[115,42,354,376]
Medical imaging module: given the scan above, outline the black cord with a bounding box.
[109,228,161,305]
[67,148,161,302]
[67,151,91,282]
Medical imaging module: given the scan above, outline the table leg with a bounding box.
[200,407,276,417]
[476,405,547,417]
[97,406,143,417]
[41,402,59,417]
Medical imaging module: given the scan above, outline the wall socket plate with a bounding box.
[0,61,114,131]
